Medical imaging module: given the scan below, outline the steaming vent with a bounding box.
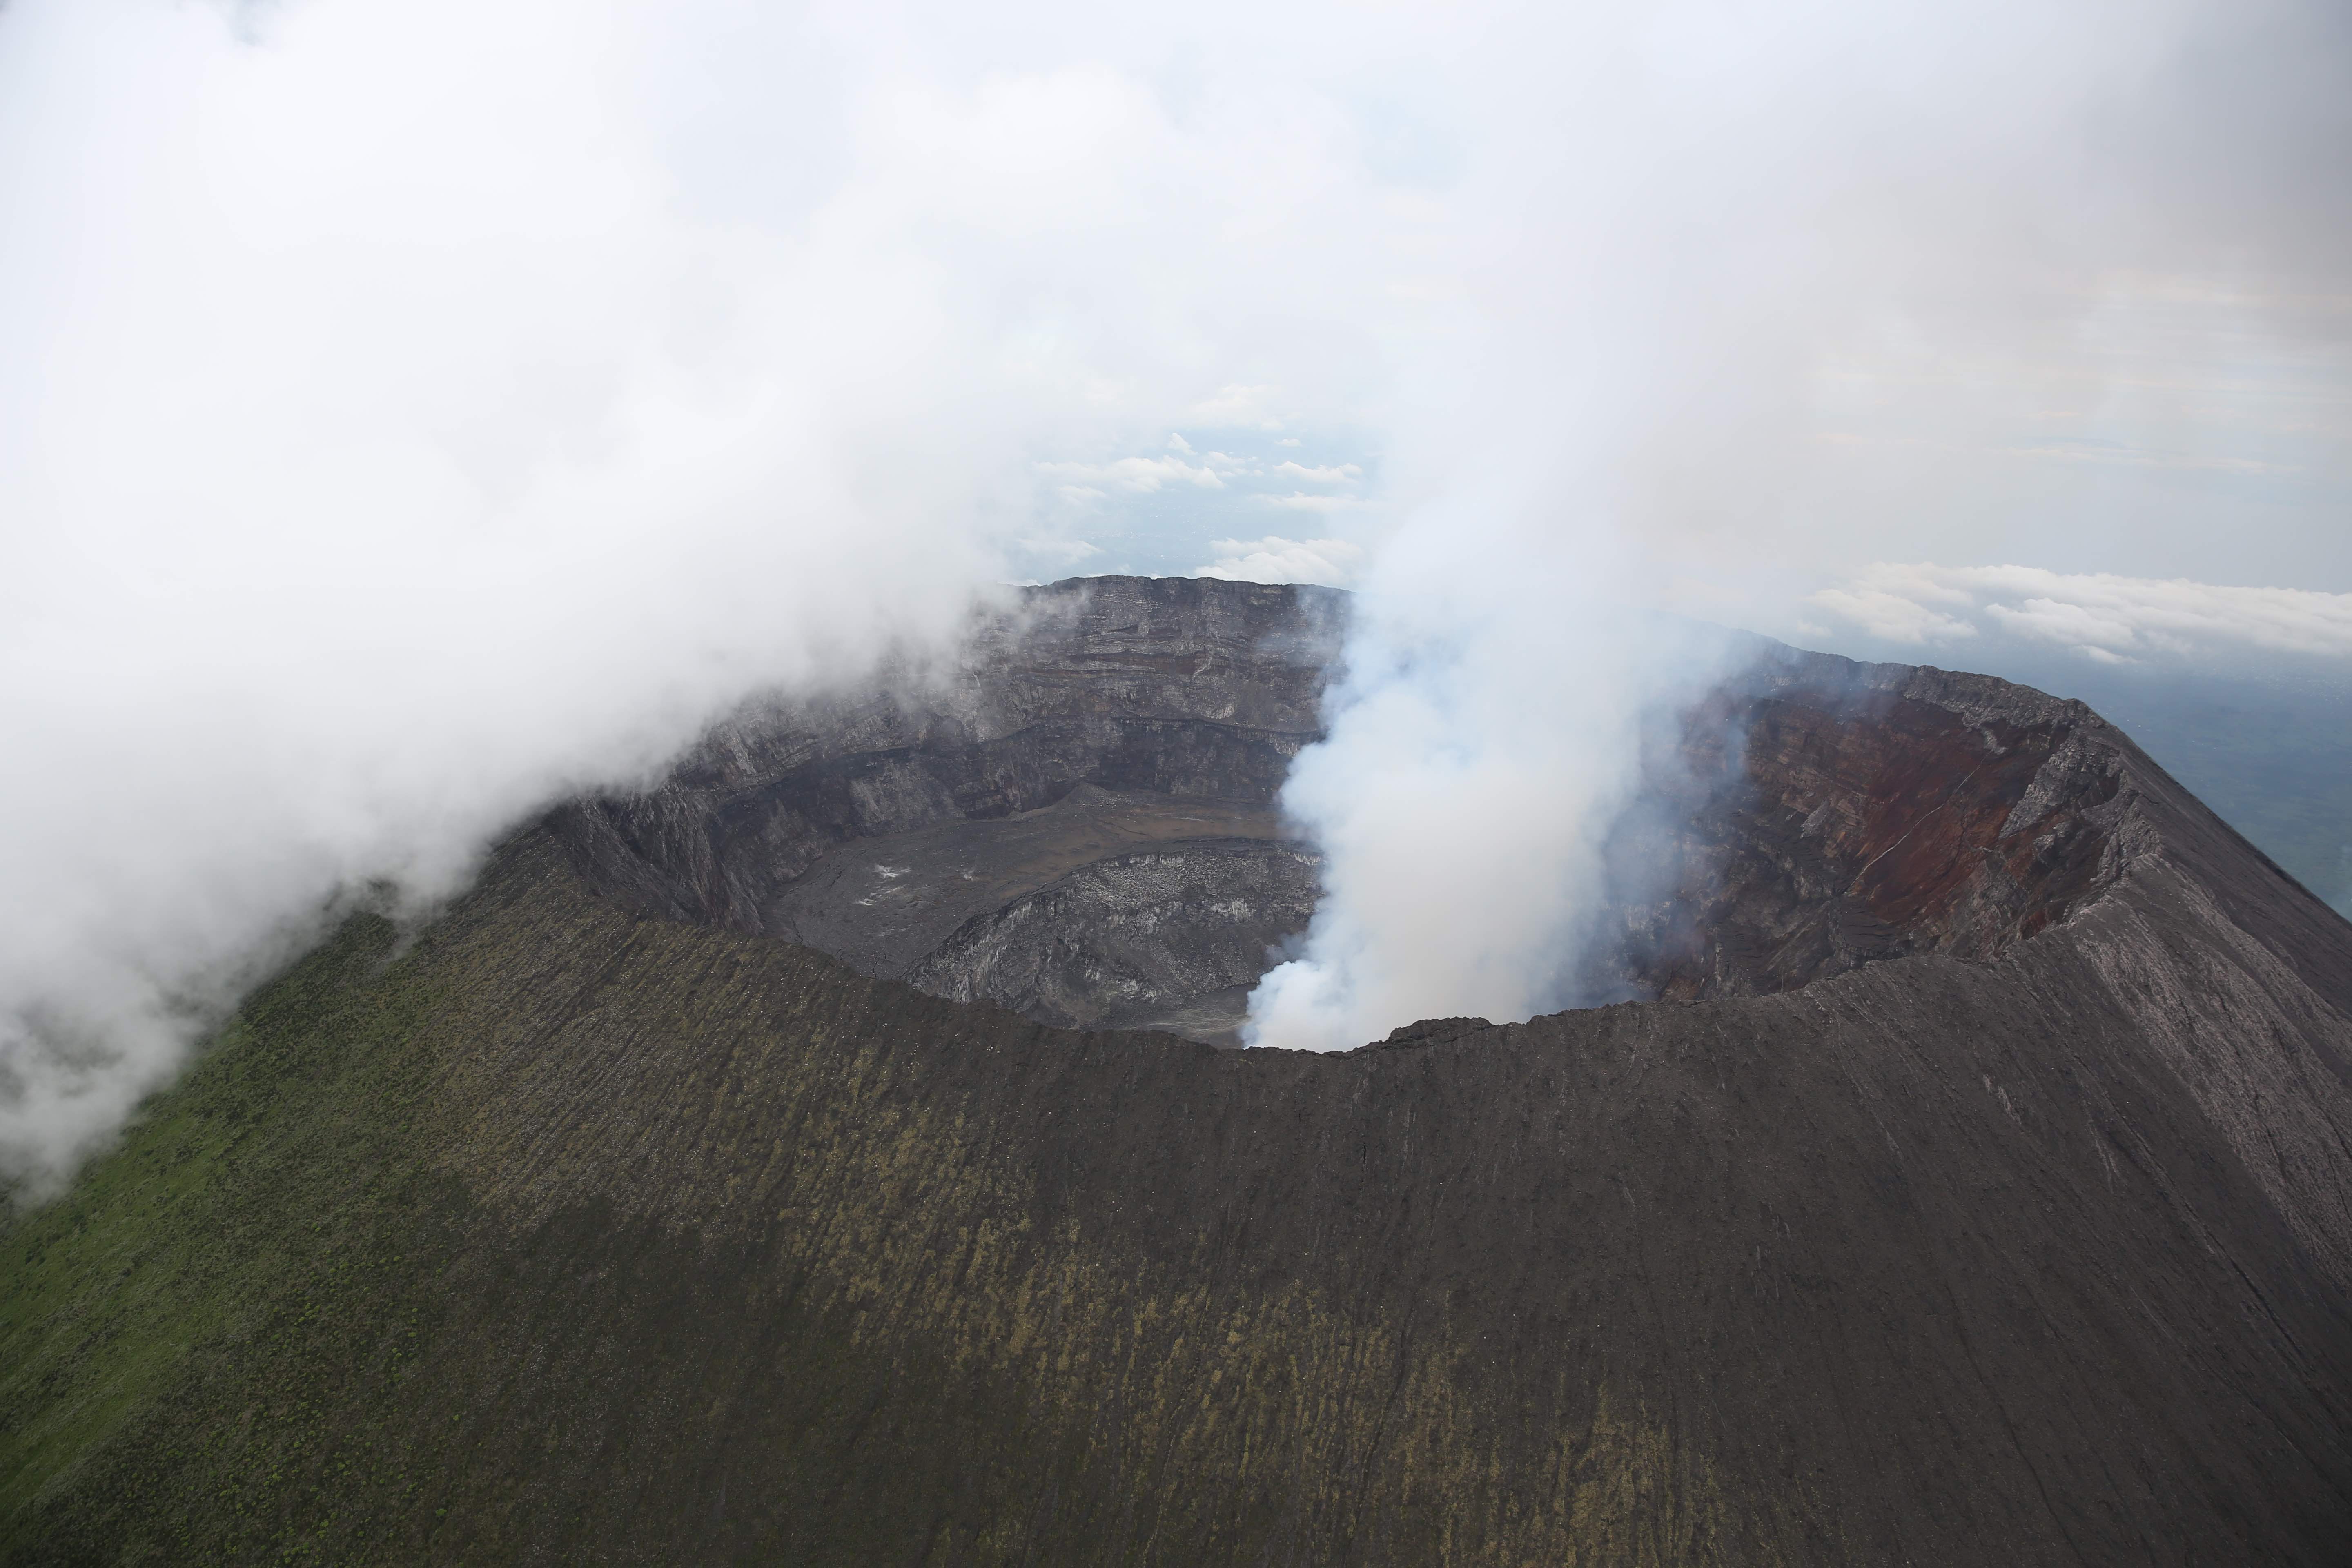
[552,576,2127,1045]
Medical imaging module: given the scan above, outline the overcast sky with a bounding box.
[3,0,2348,1169]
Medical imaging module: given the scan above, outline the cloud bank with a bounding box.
[1809,564,2352,664]
[1194,537,1366,588]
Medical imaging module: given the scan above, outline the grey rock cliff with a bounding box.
[551,576,1340,1040]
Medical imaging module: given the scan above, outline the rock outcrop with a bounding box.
[1594,650,2138,1001]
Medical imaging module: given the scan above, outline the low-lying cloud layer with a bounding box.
[1810,564,2352,664]
[1194,537,1366,589]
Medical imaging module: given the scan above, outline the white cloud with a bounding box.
[1016,536,1103,566]
[1034,455,1225,492]
[1259,492,1364,512]
[1272,461,1363,483]
[1809,564,2352,662]
[2003,438,2298,478]
[1193,535,1365,587]
[1806,587,1981,644]
[1190,383,1287,429]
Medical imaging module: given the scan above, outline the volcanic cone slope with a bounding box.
[4,581,2352,1566]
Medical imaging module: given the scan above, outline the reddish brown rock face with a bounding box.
[1798,698,2114,952]
[1610,666,2127,1002]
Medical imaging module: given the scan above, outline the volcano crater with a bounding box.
[550,576,2132,1045]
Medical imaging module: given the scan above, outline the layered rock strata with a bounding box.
[552,576,1336,1041]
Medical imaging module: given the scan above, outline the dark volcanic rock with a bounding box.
[7,575,2352,1565]
[552,575,1339,931]
[550,575,1338,1041]
[1592,651,2138,1002]
[902,834,1321,1036]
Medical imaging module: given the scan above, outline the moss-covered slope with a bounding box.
[5,819,2352,1564]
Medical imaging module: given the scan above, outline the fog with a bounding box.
[5,0,2346,1175]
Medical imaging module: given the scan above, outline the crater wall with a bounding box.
[553,577,2163,1036]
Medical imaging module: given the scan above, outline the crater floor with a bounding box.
[763,784,1315,1041]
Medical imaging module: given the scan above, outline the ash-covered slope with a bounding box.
[6,579,2352,1566]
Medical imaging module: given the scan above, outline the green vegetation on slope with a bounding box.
[0,836,1753,1566]
[0,911,473,1562]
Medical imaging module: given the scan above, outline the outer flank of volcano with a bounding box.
[4,577,2350,1565]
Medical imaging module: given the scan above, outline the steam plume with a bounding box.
[1244,0,2350,1048]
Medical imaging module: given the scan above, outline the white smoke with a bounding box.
[1243,0,2351,1049]
[1247,539,1747,1048]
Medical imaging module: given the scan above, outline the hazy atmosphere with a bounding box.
[4,0,2348,1170]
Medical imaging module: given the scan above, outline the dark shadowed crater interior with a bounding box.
[552,577,2127,1045]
